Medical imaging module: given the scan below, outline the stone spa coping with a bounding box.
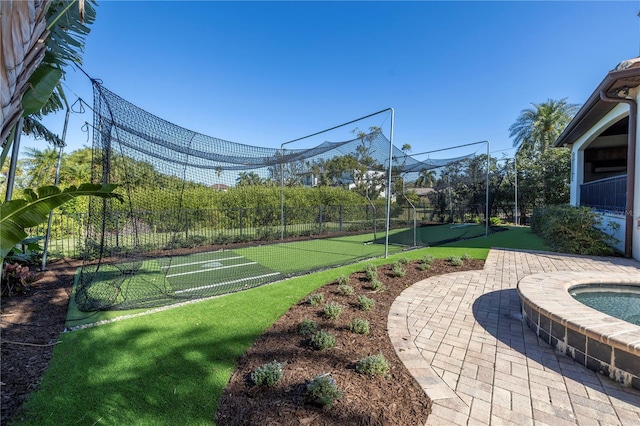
[517,271,640,390]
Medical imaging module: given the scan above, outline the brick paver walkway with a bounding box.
[388,249,640,425]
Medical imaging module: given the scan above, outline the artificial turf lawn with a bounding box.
[16,226,549,425]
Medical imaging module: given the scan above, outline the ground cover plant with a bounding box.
[2,226,551,425]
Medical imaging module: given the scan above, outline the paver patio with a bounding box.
[388,248,640,425]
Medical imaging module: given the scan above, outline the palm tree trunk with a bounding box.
[1,0,50,143]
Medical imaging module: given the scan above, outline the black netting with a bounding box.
[76,82,477,312]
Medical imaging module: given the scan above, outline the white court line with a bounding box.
[166,262,258,278]
[175,272,281,294]
[160,256,243,269]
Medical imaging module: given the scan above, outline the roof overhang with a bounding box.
[554,58,640,147]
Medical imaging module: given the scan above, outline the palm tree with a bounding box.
[415,168,437,188]
[20,147,61,188]
[236,171,263,187]
[509,98,580,155]
[1,0,96,151]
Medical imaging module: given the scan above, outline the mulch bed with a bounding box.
[1,256,484,426]
[216,257,484,425]
[1,258,80,426]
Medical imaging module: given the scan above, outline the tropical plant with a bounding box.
[236,171,264,187]
[1,0,97,145]
[20,147,61,187]
[509,98,580,155]
[415,168,437,188]
[0,183,122,262]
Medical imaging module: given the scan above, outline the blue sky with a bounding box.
[24,1,640,161]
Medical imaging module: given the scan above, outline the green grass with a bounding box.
[236,232,402,274]
[14,227,550,425]
[14,251,425,426]
[379,223,490,246]
[441,226,551,251]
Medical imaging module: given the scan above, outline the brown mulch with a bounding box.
[0,256,484,426]
[216,258,484,425]
[0,258,81,426]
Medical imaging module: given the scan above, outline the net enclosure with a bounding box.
[77,81,479,312]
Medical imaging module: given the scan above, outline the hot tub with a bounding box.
[517,272,640,390]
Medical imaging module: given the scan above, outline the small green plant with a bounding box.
[489,216,503,226]
[299,318,318,335]
[356,354,390,377]
[306,374,343,407]
[323,302,344,320]
[364,263,377,274]
[418,262,431,271]
[337,284,354,296]
[370,278,385,292]
[365,263,378,281]
[392,261,406,278]
[310,330,336,350]
[461,253,471,261]
[307,293,324,306]
[397,257,410,265]
[421,254,435,265]
[336,275,349,286]
[250,360,285,387]
[448,256,463,266]
[349,318,370,335]
[357,295,375,311]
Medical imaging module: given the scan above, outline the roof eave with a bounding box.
[554,65,640,147]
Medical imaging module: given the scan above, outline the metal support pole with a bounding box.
[4,117,24,202]
[384,108,394,258]
[42,108,70,270]
[514,156,518,226]
[485,140,490,238]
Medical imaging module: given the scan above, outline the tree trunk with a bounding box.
[1,0,50,143]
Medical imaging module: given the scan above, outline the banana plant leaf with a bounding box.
[0,183,123,260]
[22,65,63,116]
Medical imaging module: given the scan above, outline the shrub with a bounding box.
[448,256,463,266]
[461,253,471,260]
[323,302,344,320]
[397,257,410,265]
[370,278,385,292]
[418,262,431,271]
[530,205,617,256]
[349,318,370,335]
[337,284,354,296]
[310,330,336,350]
[392,261,406,277]
[307,293,324,306]
[421,254,435,265]
[306,374,343,407]
[356,354,390,377]
[364,263,377,281]
[336,275,349,286]
[489,216,503,226]
[298,318,317,335]
[251,361,285,387]
[357,295,375,311]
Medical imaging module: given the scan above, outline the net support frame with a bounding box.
[410,140,490,238]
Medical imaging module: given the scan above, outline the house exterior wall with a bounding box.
[568,101,640,260]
